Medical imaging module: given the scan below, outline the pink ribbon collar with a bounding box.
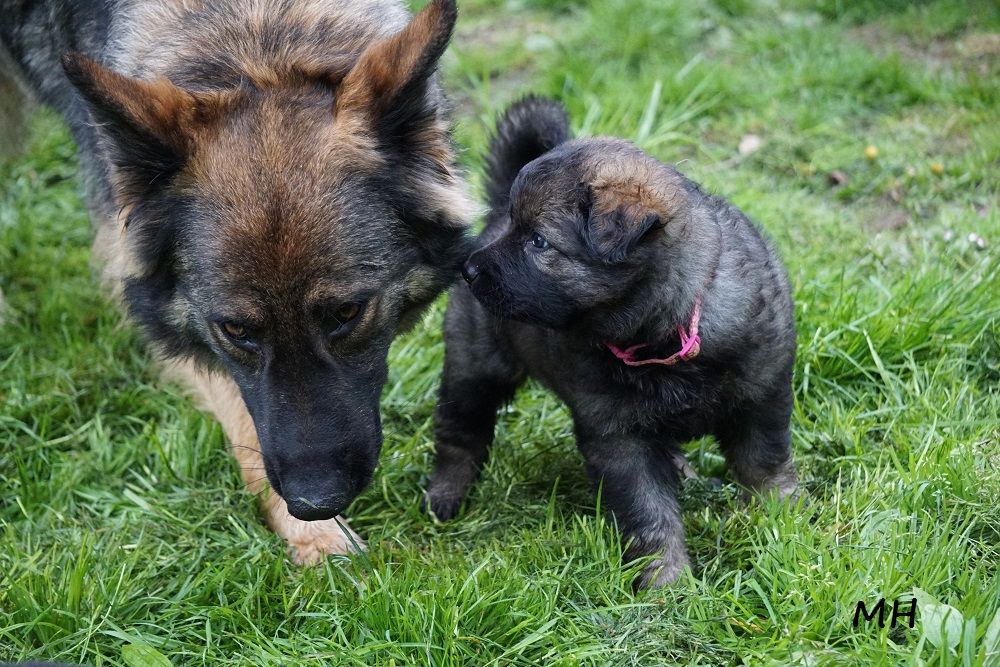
[605,298,702,367]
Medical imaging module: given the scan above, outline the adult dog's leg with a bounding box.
[577,431,691,589]
[167,361,363,564]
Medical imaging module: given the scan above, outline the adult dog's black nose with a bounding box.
[284,489,343,521]
[462,257,482,283]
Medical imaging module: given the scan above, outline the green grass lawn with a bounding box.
[2,0,999,664]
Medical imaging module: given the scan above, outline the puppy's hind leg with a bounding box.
[167,361,363,564]
[426,300,524,520]
[578,431,691,589]
[716,398,798,500]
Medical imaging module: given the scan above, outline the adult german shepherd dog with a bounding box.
[0,0,473,562]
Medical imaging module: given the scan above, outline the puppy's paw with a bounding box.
[745,463,799,503]
[671,452,699,480]
[423,490,463,521]
[635,552,692,590]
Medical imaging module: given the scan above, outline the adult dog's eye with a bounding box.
[218,321,259,352]
[335,302,362,324]
[530,232,550,250]
[223,322,245,338]
[328,301,366,340]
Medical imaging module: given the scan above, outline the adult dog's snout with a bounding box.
[247,352,385,523]
[265,452,372,522]
[268,455,359,521]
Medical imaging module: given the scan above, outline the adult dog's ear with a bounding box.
[580,183,666,264]
[335,0,457,136]
[335,0,472,264]
[61,53,232,203]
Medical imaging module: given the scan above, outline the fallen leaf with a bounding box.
[888,179,904,202]
[914,588,963,652]
[738,133,764,156]
[983,606,1000,667]
[122,643,173,667]
[827,170,849,187]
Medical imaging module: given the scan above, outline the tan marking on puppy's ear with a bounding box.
[334,0,457,122]
[584,155,689,262]
[61,52,235,153]
[590,158,687,223]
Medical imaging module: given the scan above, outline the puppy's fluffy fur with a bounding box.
[427,97,798,588]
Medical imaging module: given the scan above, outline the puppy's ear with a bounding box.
[61,53,232,202]
[335,0,456,135]
[580,184,665,264]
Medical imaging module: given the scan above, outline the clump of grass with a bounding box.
[2,0,999,664]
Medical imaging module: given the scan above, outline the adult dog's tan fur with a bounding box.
[2,0,472,559]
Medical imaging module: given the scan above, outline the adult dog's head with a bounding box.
[464,138,695,329]
[62,0,472,520]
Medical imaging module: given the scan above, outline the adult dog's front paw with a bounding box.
[285,515,365,565]
[264,494,365,565]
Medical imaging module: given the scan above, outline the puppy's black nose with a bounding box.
[462,257,481,283]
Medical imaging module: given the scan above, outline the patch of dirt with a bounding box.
[864,200,913,233]
[449,62,536,123]
[448,13,574,120]
[454,13,549,54]
[850,24,1000,76]
[960,31,1000,58]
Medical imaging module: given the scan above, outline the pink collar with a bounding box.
[605,298,702,367]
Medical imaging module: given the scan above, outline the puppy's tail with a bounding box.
[484,96,571,222]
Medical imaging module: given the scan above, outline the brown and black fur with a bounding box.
[1,0,474,561]
[427,97,798,588]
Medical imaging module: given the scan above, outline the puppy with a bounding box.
[426,97,798,588]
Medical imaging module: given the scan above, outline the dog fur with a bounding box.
[1,0,473,562]
[427,97,798,588]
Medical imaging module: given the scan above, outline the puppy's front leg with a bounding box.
[428,371,521,520]
[577,432,690,589]
[169,362,363,563]
[426,299,524,520]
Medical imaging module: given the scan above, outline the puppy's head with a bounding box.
[465,138,690,329]
[62,0,472,520]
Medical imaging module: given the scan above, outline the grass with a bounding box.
[2,0,999,664]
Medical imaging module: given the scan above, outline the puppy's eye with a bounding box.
[530,232,550,250]
[218,321,259,352]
